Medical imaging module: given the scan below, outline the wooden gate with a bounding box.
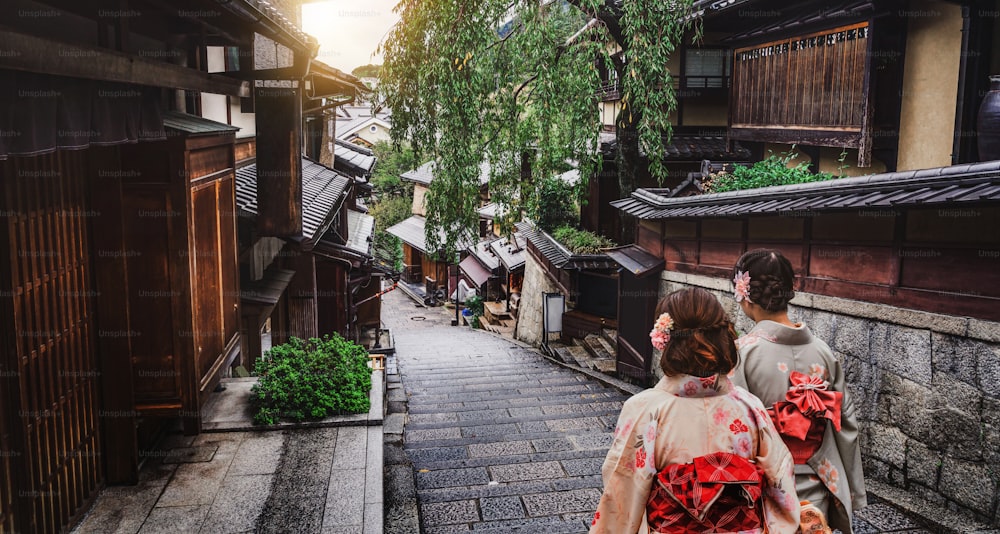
[0,151,103,532]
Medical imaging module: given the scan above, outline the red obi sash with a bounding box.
[646,452,765,533]
[768,371,842,464]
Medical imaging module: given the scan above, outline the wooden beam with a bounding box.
[729,126,862,148]
[0,26,250,97]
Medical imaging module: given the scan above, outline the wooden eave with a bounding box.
[0,26,250,97]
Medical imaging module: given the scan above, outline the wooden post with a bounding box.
[88,146,139,484]
[255,86,303,237]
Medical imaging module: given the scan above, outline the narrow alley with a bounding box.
[381,291,939,534]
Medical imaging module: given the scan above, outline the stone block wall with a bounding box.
[514,252,564,347]
[660,270,1000,526]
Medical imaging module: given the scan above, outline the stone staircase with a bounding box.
[548,328,617,376]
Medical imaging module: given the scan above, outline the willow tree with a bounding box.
[378,0,699,256]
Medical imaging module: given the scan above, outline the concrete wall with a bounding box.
[353,123,391,145]
[200,46,256,138]
[412,184,428,216]
[680,97,728,126]
[514,252,563,347]
[600,101,620,128]
[896,0,963,171]
[816,147,887,176]
[762,143,888,177]
[658,269,1000,526]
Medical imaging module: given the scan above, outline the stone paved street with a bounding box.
[381,290,943,534]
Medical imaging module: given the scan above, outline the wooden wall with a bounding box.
[402,244,422,283]
[187,139,240,398]
[654,206,1000,322]
[0,151,103,533]
[731,21,870,150]
[316,258,348,337]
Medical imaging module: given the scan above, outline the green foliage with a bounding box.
[371,141,417,197]
[537,175,579,233]
[552,225,615,254]
[351,64,382,79]
[377,0,696,256]
[251,335,371,425]
[703,147,840,193]
[464,294,485,328]
[620,0,702,180]
[369,195,410,272]
[369,141,417,272]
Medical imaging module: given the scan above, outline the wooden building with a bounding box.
[515,223,619,341]
[388,160,486,298]
[0,1,365,531]
[613,164,1000,324]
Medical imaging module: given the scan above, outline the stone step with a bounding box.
[404,401,626,430]
[409,447,607,472]
[582,333,614,362]
[565,344,594,368]
[592,359,617,375]
[602,328,618,347]
[550,345,575,364]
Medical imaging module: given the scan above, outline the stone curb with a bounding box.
[202,370,385,432]
[383,353,421,534]
[865,480,998,533]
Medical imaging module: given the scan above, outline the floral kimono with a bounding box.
[590,373,800,534]
[731,320,867,534]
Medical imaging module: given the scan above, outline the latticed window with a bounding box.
[684,48,730,89]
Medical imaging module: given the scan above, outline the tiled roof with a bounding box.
[163,111,240,135]
[346,209,375,255]
[722,0,873,43]
[599,133,751,161]
[401,161,492,186]
[459,255,492,287]
[335,116,392,140]
[515,222,618,271]
[477,203,499,220]
[334,139,377,176]
[489,232,527,272]
[612,161,1000,220]
[235,158,351,249]
[468,239,501,271]
[605,245,664,277]
[385,215,474,254]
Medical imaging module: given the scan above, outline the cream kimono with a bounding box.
[731,320,867,534]
[590,373,800,534]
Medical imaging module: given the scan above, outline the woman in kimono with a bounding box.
[729,249,867,533]
[591,287,800,534]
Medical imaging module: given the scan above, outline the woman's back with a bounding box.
[593,373,800,533]
[732,320,840,406]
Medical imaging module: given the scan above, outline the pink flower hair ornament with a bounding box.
[649,312,674,351]
[733,270,752,303]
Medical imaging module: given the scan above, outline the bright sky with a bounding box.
[301,0,402,74]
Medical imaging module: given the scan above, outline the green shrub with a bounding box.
[370,194,411,271]
[464,294,485,328]
[251,335,372,425]
[552,226,615,254]
[704,146,841,193]
[537,176,579,232]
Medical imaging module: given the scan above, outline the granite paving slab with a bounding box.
[161,445,218,464]
[73,378,383,534]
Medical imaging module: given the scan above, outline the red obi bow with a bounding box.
[647,452,765,532]
[768,371,842,440]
